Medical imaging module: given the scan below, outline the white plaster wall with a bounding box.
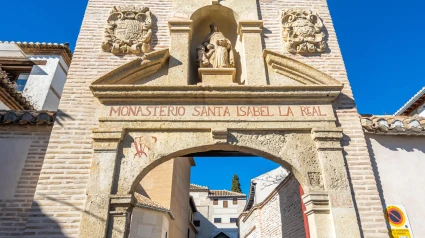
[0,101,10,110]
[416,102,425,116]
[190,190,245,238]
[251,166,288,205]
[22,55,67,111]
[367,134,425,237]
[129,208,169,238]
[0,138,31,199]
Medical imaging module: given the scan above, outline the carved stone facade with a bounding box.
[12,0,390,238]
[102,6,153,55]
[281,9,327,54]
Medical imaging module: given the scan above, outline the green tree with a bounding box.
[231,174,242,193]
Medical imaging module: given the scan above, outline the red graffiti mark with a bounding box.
[133,136,158,158]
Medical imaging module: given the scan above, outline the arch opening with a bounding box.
[129,147,309,238]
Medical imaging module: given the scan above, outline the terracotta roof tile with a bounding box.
[190,184,208,190]
[0,110,55,126]
[0,41,73,59]
[0,69,34,110]
[134,193,169,210]
[209,190,246,197]
[361,115,425,136]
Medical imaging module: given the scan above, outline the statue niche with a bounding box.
[196,23,237,85]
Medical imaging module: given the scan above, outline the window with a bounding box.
[194,220,200,227]
[15,73,29,92]
[230,218,238,223]
[223,200,228,208]
[213,199,218,205]
[214,218,221,223]
[233,198,238,205]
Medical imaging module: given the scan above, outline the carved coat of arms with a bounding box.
[281,9,327,54]
[102,6,153,55]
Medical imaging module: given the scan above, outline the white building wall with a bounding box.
[251,167,288,205]
[22,55,68,111]
[367,134,425,238]
[0,138,31,199]
[0,101,10,110]
[129,208,169,238]
[190,190,246,238]
[239,175,305,238]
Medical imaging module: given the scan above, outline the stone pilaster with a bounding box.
[311,128,361,238]
[79,129,123,238]
[107,195,136,238]
[168,20,193,85]
[302,192,334,238]
[237,21,267,85]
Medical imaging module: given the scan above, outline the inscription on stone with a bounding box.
[105,105,332,121]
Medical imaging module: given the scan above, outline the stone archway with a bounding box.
[80,125,359,238]
[79,4,362,236]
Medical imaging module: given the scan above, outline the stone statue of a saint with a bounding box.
[197,23,234,69]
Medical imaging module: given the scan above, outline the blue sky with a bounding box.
[3,1,424,192]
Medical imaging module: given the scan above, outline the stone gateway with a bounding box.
[21,0,389,237]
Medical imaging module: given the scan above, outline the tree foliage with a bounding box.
[231,174,242,193]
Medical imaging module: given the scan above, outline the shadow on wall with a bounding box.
[365,136,389,230]
[25,196,123,237]
[278,176,306,238]
[24,201,67,237]
[195,211,236,238]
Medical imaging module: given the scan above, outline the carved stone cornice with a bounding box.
[361,115,425,136]
[311,128,343,151]
[302,192,330,216]
[263,50,342,86]
[237,20,263,37]
[168,20,193,35]
[211,128,228,143]
[109,195,137,216]
[92,128,124,151]
[91,48,169,85]
[90,85,342,104]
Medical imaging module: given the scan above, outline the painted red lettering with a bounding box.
[223,107,230,116]
[177,106,185,116]
[121,106,129,116]
[193,106,201,116]
[279,106,294,116]
[110,106,121,116]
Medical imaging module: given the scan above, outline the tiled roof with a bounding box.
[190,183,208,190]
[0,69,34,110]
[394,87,425,116]
[361,115,425,136]
[133,193,174,219]
[209,190,246,197]
[0,110,55,126]
[0,41,73,59]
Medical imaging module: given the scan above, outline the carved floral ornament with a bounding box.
[281,9,327,54]
[101,6,153,55]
